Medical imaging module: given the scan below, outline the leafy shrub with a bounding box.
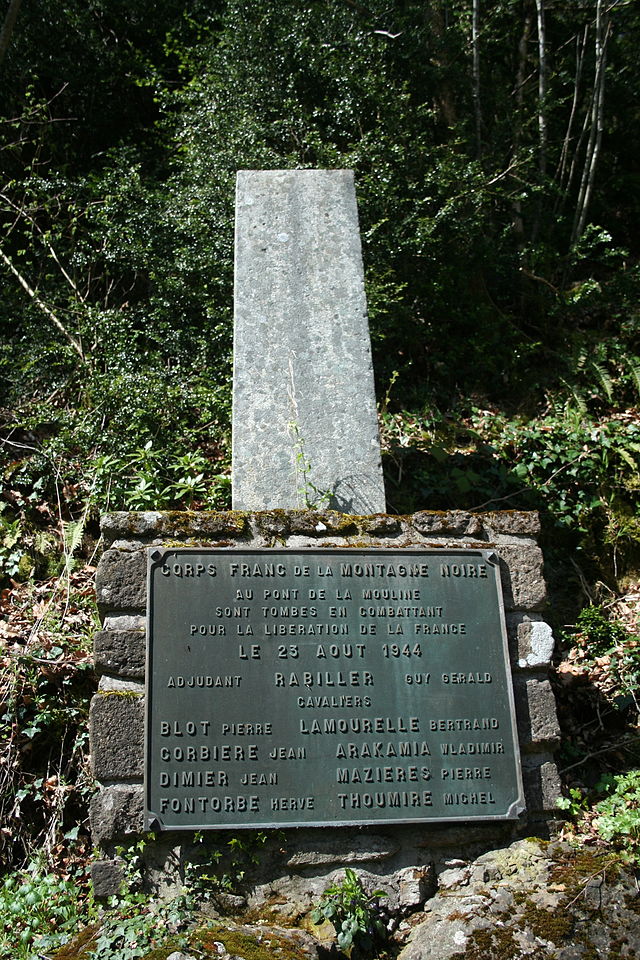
[562,605,640,709]
[568,606,632,659]
[594,770,640,858]
[311,868,387,955]
[0,567,97,870]
[0,866,86,958]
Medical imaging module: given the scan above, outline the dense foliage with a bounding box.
[1,1,638,575]
[1,1,640,955]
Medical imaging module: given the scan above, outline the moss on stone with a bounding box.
[98,690,143,698]
[549,848,620,899]
[450,923,521,960]
[519,900,573,942]
[162,510,249,536]
[288,509,358,535]
[51,923,100,958]
[195,923,312,960]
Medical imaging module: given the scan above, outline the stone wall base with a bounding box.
[90,509,561,908]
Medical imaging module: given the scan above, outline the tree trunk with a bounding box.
[535,0,547,176]
[0,0,22,68]
[472,0,482,156]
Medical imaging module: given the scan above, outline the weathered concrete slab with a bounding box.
[232,169,385,513]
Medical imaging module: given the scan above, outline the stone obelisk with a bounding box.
[232,169,385,514]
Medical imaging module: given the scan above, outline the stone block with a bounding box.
[101,511,164,545]
[101,510,247,545]
[255,511,293,537]
[521,754,562,812]
[506,614,555,669]
[286,834,399,867]
[164,510,247,539]
[513,677,560,751]
[90,784,144,845]
[288,511,358,536]
[232,169,385,514]
[98,677,143,692]
[359,515,402,535]
[103,613,146,632]
[91,859,124,899]
[95,548,147,614]
[481,511,541,538]
[412,822,511,849]
[411,511,483,538]
[94,627,146,679]
[90,692,144,780]
[397,865,436,910]
[496,543,547,610]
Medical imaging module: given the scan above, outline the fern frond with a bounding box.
[628,360,640,400]
[62,518,85,557]
[589,360,614,401]
[617,447,637,471]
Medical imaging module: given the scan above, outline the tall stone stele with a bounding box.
[232,169,386,513]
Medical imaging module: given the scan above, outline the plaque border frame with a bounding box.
[144,548,525,831]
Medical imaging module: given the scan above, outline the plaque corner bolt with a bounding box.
[486,551,499,566]
[149,549,163,562]
[145,814,162,832]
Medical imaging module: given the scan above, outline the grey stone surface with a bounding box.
[513,676,561,751]
[397,865,436,910]
[91,859,124,899]
[232,170,385,514]
[89,692,144,780]
[481,510,541,538]
[103,613,146,632]
[96,548,147,614]
[398,839,640,960]
[94,627,146,678]
[98,676,144,692]
[496,542,547,610]
[286,834,399,867]
[360,515,402,535]
[142,837,184,899]
[507,613,555,669]
[411,511,483,539]
[521,753,562,812]
[90,784,145,845]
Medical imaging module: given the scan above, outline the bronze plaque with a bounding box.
[145,549,524,830]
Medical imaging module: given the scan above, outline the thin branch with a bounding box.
[0,246,85,360]
[470,451,586,512]
[563,860,621,910]
[520,265,560,294]
[0,192,87,303]
[554,25,589,193]
[559,735,640,774]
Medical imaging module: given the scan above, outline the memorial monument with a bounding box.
[233,170,385,514]
[89,170,560,905]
